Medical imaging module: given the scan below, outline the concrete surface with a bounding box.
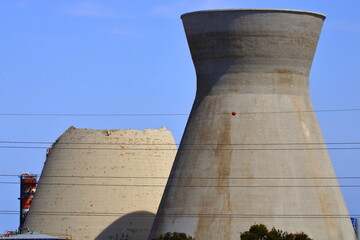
[149,9,356,240]
[23,127,176,240]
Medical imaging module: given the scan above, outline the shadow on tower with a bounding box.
[95,211,155,240]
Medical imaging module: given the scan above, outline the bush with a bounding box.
[152,232,194,240]
[240,224,312,240]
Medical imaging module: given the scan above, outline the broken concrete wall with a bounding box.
[24,126,176,240]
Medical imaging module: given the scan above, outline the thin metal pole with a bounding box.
[357,218,359,240]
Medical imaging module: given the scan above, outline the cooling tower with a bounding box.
[149,9,356,240]
[23,126,176,240]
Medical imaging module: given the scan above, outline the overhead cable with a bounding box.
[2,146,360,151]
[3,141,360,146]
[0,181,360,188]
[1,174,360,180]
[2,108,360,116]
[0,211,359,218]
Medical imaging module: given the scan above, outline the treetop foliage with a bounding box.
[240,224,313,240]
[152,232,194,240]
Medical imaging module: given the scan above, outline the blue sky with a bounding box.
[1,0,360,233]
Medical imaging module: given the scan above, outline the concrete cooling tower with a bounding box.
[149,9,356,240]
[23,126,176,240]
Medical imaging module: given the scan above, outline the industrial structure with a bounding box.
[23,126,176,240]
[149,9,357,240]
[19,174,37,231]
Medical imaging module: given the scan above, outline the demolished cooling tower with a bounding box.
[23,126,176,240]
[149,9,356,240]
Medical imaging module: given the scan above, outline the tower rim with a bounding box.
[181,9,326,20]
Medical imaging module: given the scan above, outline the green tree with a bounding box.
[240,224,313,240]
[152,232,194,240]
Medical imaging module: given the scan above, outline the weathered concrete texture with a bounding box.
[149,9,356,240]
[23,127,176,240]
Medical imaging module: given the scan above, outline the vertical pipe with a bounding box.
[357,218,359,240]
[19,174,23,232]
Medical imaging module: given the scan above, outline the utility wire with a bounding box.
[2,146,360,151]
[0,211,359,218]
[2,108,360,116]
[2,141,360,151]
[3,141,360,146]
[2,175,360,180]
[0,113,188,116]
[0,182,360,188]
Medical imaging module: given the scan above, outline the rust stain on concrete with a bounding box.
[291,97,341,238]
[194,114,232,240]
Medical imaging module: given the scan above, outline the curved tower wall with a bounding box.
[23,126,176,240]
[149,10,356,240]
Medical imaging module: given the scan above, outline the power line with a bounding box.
[3,140,360,146]
[0,211,359,218]
[0,113,188,117]
[0,182,360,188]
[0,141,178,145]
[0,175,27,177]
[1,175,360,180]
[2,146,360,151]
[2,108,360,116]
